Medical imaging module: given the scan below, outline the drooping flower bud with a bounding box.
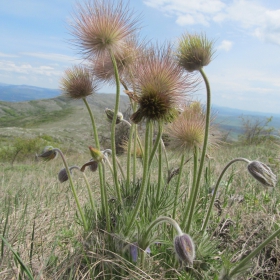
[58,166,78,183]
[88,146,104,162]
[58,168,70,183]
[247,161,277,187]
[105,108,123,124]
[80,159,98,172]
[174,233,195,267]
[38,146,57,161]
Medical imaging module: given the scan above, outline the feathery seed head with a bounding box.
[71,0,139,58]
[174,233,195,267]
[131,44,193,123]
[60,65,98,99]
[247,161,277,187]
[91,36,142,85]
[166,103,218,152]
[177,33,214,72]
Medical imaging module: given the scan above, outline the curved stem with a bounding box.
[125,121,151,234]
[140,216,183,250]
[71,166,96,214]
[184,68,210,232]
[82,98,100,149]
[54,149,88,231]
[201,157,250,233]
[109,50,122,205]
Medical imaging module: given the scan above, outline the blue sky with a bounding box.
[0,0,280,114]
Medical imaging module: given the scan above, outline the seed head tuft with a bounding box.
[176,33,214,72]
[60,65,98,99]
[71,0,140,58]
[166,102,219,152]
[130,44,193,124]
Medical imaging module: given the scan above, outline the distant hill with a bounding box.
[0,83,60,102]
[0,83,279,143]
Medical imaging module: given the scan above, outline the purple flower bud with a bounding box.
[174,233,195,266]
[58,168,70,183]
[130,243,138,262]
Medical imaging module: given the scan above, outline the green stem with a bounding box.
[82,98,100,149]
[140,216,183,250]
[229,226,280,277]
[184,68,211,232]
[109,50,122,205]
[71,166,96,213]
[54,149,88,231]
[156,140,163,203]
[148,122,163,168]
[125,121,151,234]
[101,161,111,232]
[201,157,250,233]
[172,153,185,219]
[82,97,106,216]
[126,120,134,189]
[182,147,198,231]
[161,139,169,181]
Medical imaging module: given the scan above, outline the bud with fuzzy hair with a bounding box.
[105,108,123,124]
[174,233,196,267]
[247,160,277,187]
[38,146,58,161]
[89,146,104,162]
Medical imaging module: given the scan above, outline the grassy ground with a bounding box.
[1,95,280,279]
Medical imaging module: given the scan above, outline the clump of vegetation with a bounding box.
[1,1,279,279]
[239,116,276,144]
[0,135,57,166]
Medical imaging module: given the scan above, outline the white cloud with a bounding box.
[144,0,280,46]
[144,0,225,26]
[0,60,62,76]
[217,40,233,51]
[0,52,18,58]
[21,52,80,63]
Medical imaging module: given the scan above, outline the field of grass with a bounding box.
[1,93,280,279]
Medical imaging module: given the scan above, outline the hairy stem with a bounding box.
[185,68,211,232]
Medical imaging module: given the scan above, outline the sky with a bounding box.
[0,0,280,114]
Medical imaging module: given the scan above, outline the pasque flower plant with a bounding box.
[35,0,279,279]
